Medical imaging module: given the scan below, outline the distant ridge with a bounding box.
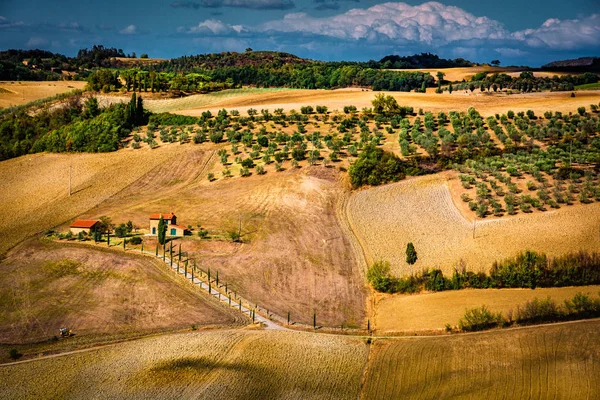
[542,57,600,72]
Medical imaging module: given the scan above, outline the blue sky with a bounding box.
[0,0,598,66]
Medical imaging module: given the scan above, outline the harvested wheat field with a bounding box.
[0,81,86,108]
[96,88,292,113]
[374,285,600,332]
[0,144,195,255]
[68,149,367,328]
[0,238,244,344]
[361,319,600,399]
[170,87,600,118]
[347,173,599,276]
[0,329,369,399]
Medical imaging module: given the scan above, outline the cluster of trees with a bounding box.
[458,293,600,332]
[377,53,473,69]
[86,69,233,94]
[348,144,406,187]
[452,71,600,93]
[366,250,600,294]
[0,46,133,81]
[148,50,435,91]
[0,93,147,160]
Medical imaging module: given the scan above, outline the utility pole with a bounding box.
[69,163,72,196]
[472,217,476,239]
[238,212,242,242]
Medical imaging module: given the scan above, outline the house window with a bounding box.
[170,228,176,236]
[152,227,156,235]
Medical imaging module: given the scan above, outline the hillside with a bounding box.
[542,57,600,72]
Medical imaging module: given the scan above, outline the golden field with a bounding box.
[347,172,600,276]
[1,320,599,399]
[361,319,600,399]
[374,285,600,332]
[0,329,369,399]
[0,81,86,108]
[0,238,245,345]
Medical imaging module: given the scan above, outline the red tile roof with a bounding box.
[70,219,100,228]
[171,225,188,231]
[150,213,176,220]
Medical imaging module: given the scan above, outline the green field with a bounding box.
[575,82,600,90]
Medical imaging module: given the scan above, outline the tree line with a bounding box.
[367,250,600,294]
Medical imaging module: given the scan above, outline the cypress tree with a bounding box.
[136,96,144,125]
[406,242,418,266]
[157,216,166,245]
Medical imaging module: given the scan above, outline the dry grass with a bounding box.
[0,144,192,255]
[0,81,87,108]
[96,88,291,113]
[361,319,600,399]
[347,172,600,276]
[166,87,600,119]
[73,149,367,328]
[0,330,369,399]
[374,286,600,332]
[2,321,598,399]
[0,239,244,344]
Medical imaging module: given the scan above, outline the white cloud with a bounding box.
[187,19,245,35]
[180,1,600,55]
[0,16,25,29]
[494,47,528,57]
[25,37,48,47]
[261,2,509,44]
[513,14,600,49]
[119,24,137,35]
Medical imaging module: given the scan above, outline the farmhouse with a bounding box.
[69,219,100,235]
[149,213,188,236]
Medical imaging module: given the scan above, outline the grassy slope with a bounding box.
[374,285,600,332]
[74,150,368,328]
[361,319,600,399]
[1,320,599,399]
[348,173,600,276]
[0,81,87,108]
[0,330,369,400]
[0,239,245,344]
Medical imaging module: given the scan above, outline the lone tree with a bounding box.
[157,216,167,245]
[491,59,501,67]
[406,242,418,266]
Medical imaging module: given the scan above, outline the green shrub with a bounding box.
[458,306,503,332]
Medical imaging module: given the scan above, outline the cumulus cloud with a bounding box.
[513,14,600,49]
[171,0,295,10]
[187,19,245,35]
[261,2,508,44]
[119,24,137,34]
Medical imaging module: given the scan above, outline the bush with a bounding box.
[458,306,503,332]
[148,113,197,126]
[349,144,406,188]
[8,348,22,360]
[515,297,561,324]
[128,236,142,245]
[366,261,393,292]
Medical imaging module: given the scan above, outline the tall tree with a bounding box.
[406,242,418,266]
[136,95,145,125]
[158,216,166,245]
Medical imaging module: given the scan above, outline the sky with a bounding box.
[0,0,598,66]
